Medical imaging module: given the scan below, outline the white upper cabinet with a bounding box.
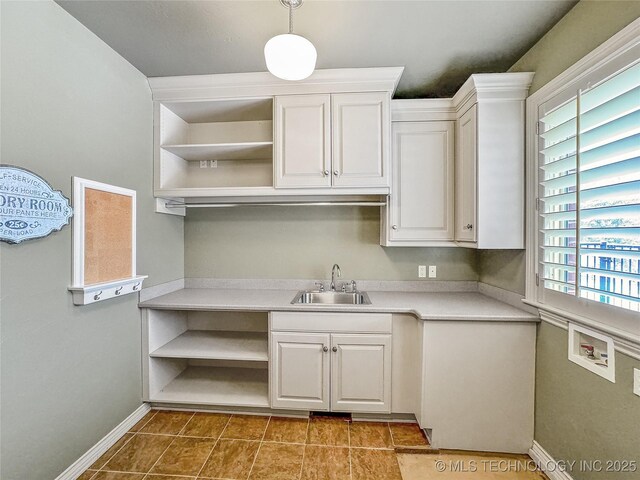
[274,92,390,190]
[274,95,331,188]
[455,104,478,243]
[148,68,403,204]
[382,115,455,246]
[381,74,532,249]
[452,73,534,248]
[331,92,390,188]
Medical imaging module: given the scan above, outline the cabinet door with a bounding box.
[455,104,478,243]
[330,334,391,413]
[270,332,330,411]
[274,95,331,188]
[388,121,454,243]
[331,93,389,188]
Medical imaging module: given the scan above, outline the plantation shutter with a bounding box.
[538,60,640,313]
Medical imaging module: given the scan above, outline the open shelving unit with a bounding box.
[156,97,275,194]
[150,365,269,407]
[144,310,270,407]
[150,330,268,362]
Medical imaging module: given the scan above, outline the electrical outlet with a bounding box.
[210,160,218,168]
[634,368,640,397]
[429,265,437,278]
[418,265,427,278]
[199,160,208,168]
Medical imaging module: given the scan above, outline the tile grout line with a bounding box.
[94,469,197,478]
[194,414,233,479]
[135,410,159,432]
[296,417,311,480]
[83,470,99,480]
[93,410,159,474]
[387,423,397,449]
[245,415,271,480]
[141,412,196,480]
[348,420,353,480]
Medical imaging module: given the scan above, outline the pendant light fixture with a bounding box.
[264,0,317,81]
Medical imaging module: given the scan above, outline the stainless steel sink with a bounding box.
[291,290,372,305]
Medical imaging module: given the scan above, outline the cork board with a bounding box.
[83,188,133,285]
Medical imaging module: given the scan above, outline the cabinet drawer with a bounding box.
[270,312,392,333]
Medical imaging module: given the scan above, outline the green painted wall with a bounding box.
[477,250,526,295]
[510,0,640,94]
[504,3,640,477]
[0,2,184,479]
[185,206,478,281]
[536,323,640,480]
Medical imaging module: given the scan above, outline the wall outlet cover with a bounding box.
[210,160,218,168]
[634,368,640,397]
[199,160,208,168]
[418,265,427,278]
[429,265,437,278]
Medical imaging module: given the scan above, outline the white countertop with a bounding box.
[139,287,539,322]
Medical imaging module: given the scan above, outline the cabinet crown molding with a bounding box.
[149,67,405,101]
[391,98,456,122]
[452,72,535,112]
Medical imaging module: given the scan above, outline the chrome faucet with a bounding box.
[330,264,342,291]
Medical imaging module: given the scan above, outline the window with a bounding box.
[533,35,640,334]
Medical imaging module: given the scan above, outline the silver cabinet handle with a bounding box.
[392,225,398,230]
[333,170,339,176]
[323,346,329,352]
[323,170,329,176]
[332,346,338,353]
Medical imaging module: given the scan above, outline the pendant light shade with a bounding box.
[264,33,317,81]
[264,0,316,81]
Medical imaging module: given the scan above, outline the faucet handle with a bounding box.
[341,280,357,293]
[314,281,325,292]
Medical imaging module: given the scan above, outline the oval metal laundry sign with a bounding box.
[0,165,72,244]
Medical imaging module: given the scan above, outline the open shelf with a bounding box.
[156,98,275,193]
[151,330,268,362]
[161,142,273,162]
[151,366,269,407]
[162,98,273,124]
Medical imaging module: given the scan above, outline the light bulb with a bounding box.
[264,33,317,81]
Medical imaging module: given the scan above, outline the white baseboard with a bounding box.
[55,403,151,480]
[529,441,575,480]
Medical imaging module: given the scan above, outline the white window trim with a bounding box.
[524,17,640,359]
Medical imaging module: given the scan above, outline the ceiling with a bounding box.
[56,0,577,97]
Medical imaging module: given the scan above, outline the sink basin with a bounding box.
[291,290,372,305]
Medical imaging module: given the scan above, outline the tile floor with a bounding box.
[77,409,547,480]
[77,409,427,480]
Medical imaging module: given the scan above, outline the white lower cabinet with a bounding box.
[270,312,392,414]
[420,321,536,453]
[331,334,391,413]
[270,332,330,411]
